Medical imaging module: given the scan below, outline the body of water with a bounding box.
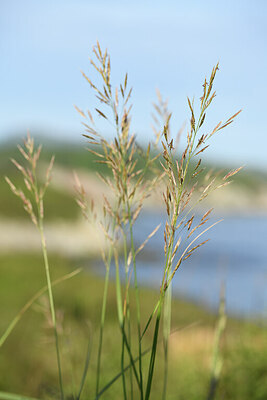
[94,211,267,319]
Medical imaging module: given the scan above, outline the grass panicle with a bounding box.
[3,42,241,400]
[75,43,240,399]
[5,135,64,399]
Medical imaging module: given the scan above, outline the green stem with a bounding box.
[121,319,128,400]
[96,218,116,397]
[95,262,111,396]
[39,222,64,400]
[128,314,134,400]
[123,230,134,400]
[162,282,172,400]
[128,206,144,400]
[114,249,127,396]
[97,322,200,399]
[120,324,141,391]
[145,299,163,400]
[115,241,140,391]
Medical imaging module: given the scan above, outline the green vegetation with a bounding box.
[1,42,266,400]
[1,139,267,189]
[0,252,266,399]
[1,140,266,223]
[0,174,78,221]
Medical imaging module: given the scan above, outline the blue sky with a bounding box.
[1,0,267,169]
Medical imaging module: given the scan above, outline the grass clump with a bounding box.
[0,42,246,400]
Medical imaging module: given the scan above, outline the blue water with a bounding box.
[94,211,267,319]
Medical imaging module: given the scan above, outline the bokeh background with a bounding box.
[1,1,267,399]
[1,0,267,168]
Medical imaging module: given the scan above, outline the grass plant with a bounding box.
[5,137,64,399]
[1,42,244,399]
[74,43,241,399]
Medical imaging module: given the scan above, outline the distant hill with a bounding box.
[1,138,267,220]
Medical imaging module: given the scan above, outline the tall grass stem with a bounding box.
[39,222,64,400]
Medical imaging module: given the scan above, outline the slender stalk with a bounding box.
[145,298,163,400]
[114,249,127,397]
[96,218,116,397]
[115,244,141,394]
[128,206,144,400]
[141,300,160,340]
[158,102,212,400]
[77,327,92,400]
[162,281,172,400]
[96,344,151,400]
[122,230,134,400]
[128,314,134,400]
[32,150,64,400]
[38,221,64,400]
[121,320,128,400]
[95,261,111,396]
[120,325,141,391]
[97,322,200,399]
